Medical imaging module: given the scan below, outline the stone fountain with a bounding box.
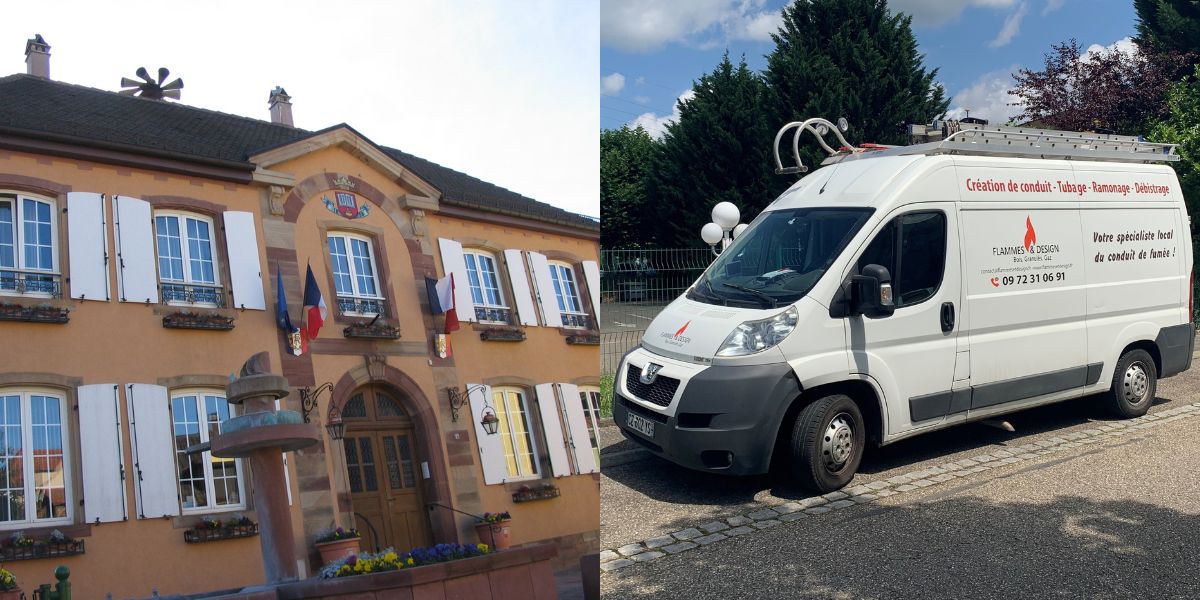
[210,352,321,583]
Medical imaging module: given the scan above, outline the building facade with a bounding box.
[0,37,599,598]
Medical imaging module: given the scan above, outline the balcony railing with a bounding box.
[337,296,386,316]
[161,282,225,307]
[561,312,591,329]
[0,269,62,298]
[475,306,513,324]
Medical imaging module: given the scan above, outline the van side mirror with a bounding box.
[850,264,895,318]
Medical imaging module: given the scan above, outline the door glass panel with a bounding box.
[342,394,366,419]
[359,437,378,492]
[382,436,403,490]
[344,437,362,493]
[397,435,417,489]
[376,393,405,418]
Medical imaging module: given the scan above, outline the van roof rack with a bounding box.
[774,118,1179,175]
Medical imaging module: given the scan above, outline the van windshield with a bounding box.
[690,207,874,308]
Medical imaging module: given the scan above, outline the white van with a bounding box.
[614,118,1195,492]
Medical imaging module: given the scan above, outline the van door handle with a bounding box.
[940,302,955,332]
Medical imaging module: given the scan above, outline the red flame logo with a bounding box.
[1024,216,1036,251]
[674,321,692,338]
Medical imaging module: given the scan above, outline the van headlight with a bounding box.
[716,306,799,357]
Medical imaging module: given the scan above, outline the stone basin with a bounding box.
[210,409,320,458]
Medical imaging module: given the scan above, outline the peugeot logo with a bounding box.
[640,363,663,385]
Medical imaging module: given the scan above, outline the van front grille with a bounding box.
[625,364,680,408]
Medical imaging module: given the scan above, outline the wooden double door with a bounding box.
[341,386,432,553]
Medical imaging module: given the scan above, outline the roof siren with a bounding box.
[120,67,184,100]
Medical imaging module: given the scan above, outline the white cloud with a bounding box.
[0,0,599,218]
[633,95,651,104]
[944,66,1024,125]
[601,72,626,95]
[889,0,1018,27]
[989,1,1028,48]
[1042,0,1065,15]
[601,0,782,53]
[630,89,695,138]
[635,75,646,85]
[1084,36,1136,58]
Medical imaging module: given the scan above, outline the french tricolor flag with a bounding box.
[303,265,327,347]
[425,273,460,333]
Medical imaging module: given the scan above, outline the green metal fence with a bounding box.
[600,248,713,376]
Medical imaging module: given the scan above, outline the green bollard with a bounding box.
[32,566,69,600]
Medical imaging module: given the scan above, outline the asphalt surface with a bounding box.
[601,362,1200,599]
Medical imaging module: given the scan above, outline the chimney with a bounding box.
[269,86,293,127]
[24,34,50,79]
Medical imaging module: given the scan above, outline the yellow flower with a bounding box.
[363,563,373,573]
[406,557,414,566]
[477,543,489,552]
[384,552,398,563]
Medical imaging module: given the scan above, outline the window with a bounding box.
[0,194,59,297]
[154,211,222,306]
[464,250,510,323]
[492,388,540,479]
[856,211,947,308]
[549,261,589,328]
[0,390,71,526]
[170,391,243,512]
[578,386,602,467]
[327,233,383,315]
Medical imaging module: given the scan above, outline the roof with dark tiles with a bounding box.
[0,73,597,231]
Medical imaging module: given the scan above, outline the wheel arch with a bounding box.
[770,377,886,470]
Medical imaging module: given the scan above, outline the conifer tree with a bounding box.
[764,0,948,174]
[648,53,784,248]
[600,125,658,249]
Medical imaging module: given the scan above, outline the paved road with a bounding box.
[601,363,1200,599]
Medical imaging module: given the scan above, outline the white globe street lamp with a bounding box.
[701,201,746,255]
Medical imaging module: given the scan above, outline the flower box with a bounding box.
[343,323,401,339]
[162,311,235,331]
[0,303,69,324]
[479,328,526,342]
[0,540,84,562]
[512,484,560,503]
[184,523,259,543]
[565,333,600,345]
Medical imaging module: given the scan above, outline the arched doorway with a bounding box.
[341,385,432,553]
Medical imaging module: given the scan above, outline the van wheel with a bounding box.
[790,394,864,493]
[1106,349,1157,418]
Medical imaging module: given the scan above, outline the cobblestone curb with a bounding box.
[599,402,1200,573]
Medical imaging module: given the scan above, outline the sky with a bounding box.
[601,0,1139,137]
[0,0,600,218]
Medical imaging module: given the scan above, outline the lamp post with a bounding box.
[703,201,746,256]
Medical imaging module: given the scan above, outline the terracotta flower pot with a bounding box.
[315,537,361,565]
[0,587,21,600]
[474,520,512,550]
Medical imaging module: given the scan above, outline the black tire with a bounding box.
[790,394,865,493]
[1106,349,1157,418]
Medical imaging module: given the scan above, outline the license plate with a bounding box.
[626,412,656,438]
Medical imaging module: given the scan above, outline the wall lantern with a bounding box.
[298,381,346,440]
[446,385,501,435]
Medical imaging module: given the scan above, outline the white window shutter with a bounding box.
[557,383,598,474]
[437,238,477,322]
[67,192,110,301]
[582,260,600,316]
[467,384,507,485]
[223,211,266,310]
[126,384,179,518]
[527,252,563,328]
[503,249,538,326]
[534,384,571,477]
[78,384,126,523]
[112,196,158,304]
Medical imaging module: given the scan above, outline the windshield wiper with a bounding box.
[690,278,728,305]
[721,283,777,308]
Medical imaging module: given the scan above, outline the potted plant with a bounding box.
[473,511,512,550]
[0,565,19,600]
[314,526,361,565]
